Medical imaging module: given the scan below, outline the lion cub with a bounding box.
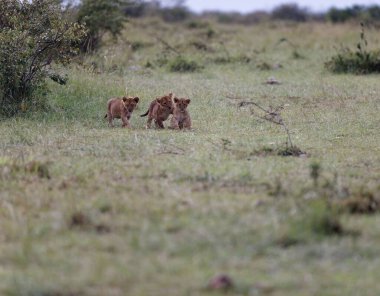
[105,96,139,128]
[140,93,174,129]
[170,97,191,130]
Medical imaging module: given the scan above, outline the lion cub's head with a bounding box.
[156,93,174,112]
[122,96,139,117]
[174,97,191,112]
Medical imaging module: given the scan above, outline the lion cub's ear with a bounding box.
[122,97,128,102]
[133,97,139,103]
[174,97,179,103]
[169,93,174,99]
[185,99,191,105]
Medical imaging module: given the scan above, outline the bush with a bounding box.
[123,1,148,18]
[368,5,380,21]
[0,0,86,116]
[325,24,380,74]
[327,6,362,23]
[272,3,309,22]
[339,189,380,214]
[326,5,380,23]
[160,6,190,23]
[186,20,210,29]
[278,200,344,247]
[168,56,202,72]
[78,0,128,52]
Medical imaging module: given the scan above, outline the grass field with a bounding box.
[1,19,380,295]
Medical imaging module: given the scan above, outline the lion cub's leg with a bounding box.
[183,117,191,129]
[121,115,130,128]
[108,111,114,127]
[146,116,153,129]
[155,119,165,129]
[170,116,180,130]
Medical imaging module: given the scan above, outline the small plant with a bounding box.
[205,27,216,39]
[251,145,304,157]
[69,211,111,233]
[256,61,272,70]
[275,38,305,60]
[278,200,345,246]
[339,189,380,214]
[168,56,202,72]
[292,49,305,59]
[326,23,380,74]
[186,20,210,29]
[276,145,304,157]
[130,41,152,51]
[189,41,209,52]
[0,159,51,179]
[310,162,321,187]
[213,55,251,65]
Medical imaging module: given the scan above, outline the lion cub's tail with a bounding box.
[140,110,149,117]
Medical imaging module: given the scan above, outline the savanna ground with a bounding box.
[1,18,380,295]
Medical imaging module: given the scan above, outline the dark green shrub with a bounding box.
[130,41,152,51]
[168,56,202,72]
[326,5,380,23]
[78,0,128,52]
[186,20,210,29]
[271,3,308,22]
[368,5,380,21]
[326,6,363,23]
[276,145,305,157]
[160,5,190,23]
[278,200,344,246]
[251,144,305,157]
[326,24,380,74]
[0,0,86,116]
[189,41,209,52]
[123,1,148,18]
[339,189,380,214]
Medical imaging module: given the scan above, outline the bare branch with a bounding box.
[155,36,180,55]
[227,94,294,148]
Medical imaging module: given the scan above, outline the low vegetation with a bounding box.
[326,23,380,74]
[168,55,202,72]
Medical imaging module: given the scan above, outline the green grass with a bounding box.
[1,20,380,295]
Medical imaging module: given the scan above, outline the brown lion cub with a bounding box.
[140,93,174,129]
[105,96,139,128]
[170,97,191,130]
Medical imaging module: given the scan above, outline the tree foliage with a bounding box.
[327,5,380,23]
[0,0,86,116]
[77,0,128,52]
[271,3,308,22]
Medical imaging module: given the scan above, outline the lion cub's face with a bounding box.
[174,97,191,111]
[122,97,139,112]
[157,93,174,112]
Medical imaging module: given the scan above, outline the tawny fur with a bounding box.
[170,97,191,130]
[141,93,174,129]
[105,96,139,128]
